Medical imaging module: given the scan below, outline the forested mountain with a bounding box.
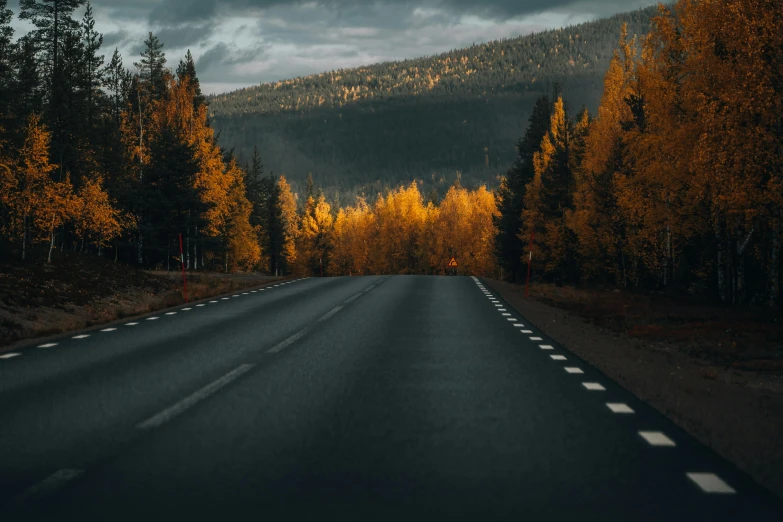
[208,6,658,202]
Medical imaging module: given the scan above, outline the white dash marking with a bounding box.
[242,293,249,295]
[0,353,20,359]
[495,305,504,308]
[251,290,257,293]
[513,323,525,327]
[521,330,533,333]
[686,473,735,494]
[606,403,634,413]
[269,329,309,354]
[232,295,240,297]
[221,297,230,300]
[639,431,676,446]
[502,313,511,316]
[364,284,377,293]
[565,367,584,374]
[72,334,90,339]
[165,312,177,315]
[540,345,554,350]
[507,318,517,321]
[38,343,58,348]
[582,382,606,391]
[550,355,567,360]
[137,364,254,430]
[319,305,343,321]
[344,292,362,304]
[196,304,205,307]
[210,300,218,303]
[101,328,117,332]
[15,469,84,504]
[530,336,543,341]
[125,322,138,326]
[147,317,159,321]
[182,308,192,311]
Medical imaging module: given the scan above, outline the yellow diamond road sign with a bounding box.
[448,257,458,267]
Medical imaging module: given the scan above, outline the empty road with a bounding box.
[1,276,781,520]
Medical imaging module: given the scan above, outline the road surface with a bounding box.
[0,276,780,520]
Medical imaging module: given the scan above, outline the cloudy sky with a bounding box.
[9,0,657,95]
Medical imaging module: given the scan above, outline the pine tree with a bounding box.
[134,32,166,99]
[80,2,103,133]
[0,0,14,131]
[176,49,205,110]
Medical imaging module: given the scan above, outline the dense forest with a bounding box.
[208,6,659,202]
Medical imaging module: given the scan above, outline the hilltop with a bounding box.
[208,6,658,202]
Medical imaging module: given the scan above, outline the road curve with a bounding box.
[0,275,780,521]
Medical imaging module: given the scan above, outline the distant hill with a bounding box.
[208,6,658,203]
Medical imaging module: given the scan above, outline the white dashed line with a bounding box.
[564,367,584,374]
[521,330,533,333]
[242,293,248,295]
[221,298,230,300]
[639,431,676,446]
[101,328,117,332]
[38,343,58,348]
[582,382,605,391]
[14,469,84,504]
[513,323,525,327]
[196,304,205,307]
[137,364,254,430]
[540,344,554,350]
[268,328,309,354]
[251,290,257,293]
[495,305,503,308]
[686,473,735,494]
[530,336,543,341]
[606,403,634,413]
[209,300,218,303]
[72,334,90,339]
[344,292,362,304]
[502,313,511,316]
[550,355,567,360]
[232,295,239,297]
[182,308,192,311]
[319,306,343,321]
[506,318,517,321]
[125,322,138,326]
[0,353,20,359]
[147,317,159,321]
[165,312,177,316]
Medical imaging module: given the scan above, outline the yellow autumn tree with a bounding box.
[296,193,333,276]
[72,175,128,253]
[371,182,427,274]
[278,175,299,271]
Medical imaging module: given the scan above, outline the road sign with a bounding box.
[448,257,458,267]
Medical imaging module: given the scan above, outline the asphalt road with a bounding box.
[1,275,781,521]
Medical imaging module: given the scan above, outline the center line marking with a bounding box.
[513,323,525,327]
[38,343,58,348]
[639,431,676,446]
[209,300,218,303]
[269,328,309,354]
[530,336,543,340]
[182,308,192,311]
[147,317,159,321]
[125,322,138,326]
[319,305,343,321]
[521,330,533,333]
[564,367,584,374]
[196,304,205,307]
[221,297,230,300]
[0,353,20,359]
[14,469,84,504]
[72,334,90,339]
[686,473,735,494]
[502,313,511,316]
[137,364,255,430]
[344,292,362,304]
[606,402,634,413]
[540,344,554,350]
[364,284,377,293]
[165,312,177,315]
[101,328,117,332]
[582,382,605,390]
[550,355,567,360]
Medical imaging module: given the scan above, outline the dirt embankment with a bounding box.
[484,279,783,500]
[0,253,284,350]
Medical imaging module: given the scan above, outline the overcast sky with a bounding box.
[8,0,657,95]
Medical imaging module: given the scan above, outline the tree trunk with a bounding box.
[769,213,780,307]
[22,214,27,261]
[48,222,55,263]
[735,222,755,304]
[137,230,143,265]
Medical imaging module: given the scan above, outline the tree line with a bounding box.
[495,0,782,306]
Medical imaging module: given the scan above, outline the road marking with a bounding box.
[137,364,255,430]
[165,312,177,315]
[550,355,567,360]
[210,300,218,303]
[530,336,543,340]
[182,308,192,311]
[196,304,205,307]
[364,284,377,293]
[38,343,58,348]
[147,317,159,321]
[502,313,511,316]
[686,473,735,494]
[521,330,533,333]
[319,306,343,321]
[72,334,90,339]
[233,295,240,297]
[125,322,138,326]
[344,292,362,304]
[639,431,676,446]
[565,367,584,374]
[274,284,280,287]
[582,382,606,391]
[495,305,503,308]
[251,290,257,293]
[506,318,517,321]
[260,289,266,291]
[14,469,84,504]
[540,344,554,350]
[242,293,248,295]
[221,297,230,300]
[0,353,20,359]
[269,328,309,354]
[513,323,525,327]
[101,328,117,332]
[606,403,634,413]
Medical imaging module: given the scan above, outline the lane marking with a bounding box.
[565,367,584,374]
[686,473,735,494]
[344,292,362,304]
[209,300,218,303]
[268,328,309,354]
[540,345,554,350]
[14,469,84,504]
[319,306,343,321]
[146,317,159,321]
[606,403,634,413]
[232,295,240,297]
[639,431,676,446]
[364,284,377,293]
[182,308,192,311]
[495,305,503,308]
[72,334,90,339]
[101,328,117,332]
[38,343,58,348]
[530,336,543,341]
[125,322,138,326]
[521,330,533,333]
[513,323,525,327]
[506,318,517,321]
[582,382,605,391]
[196,304,205,307]
[550,355,567,360]
[221,297,230,300]
[1,353,20,359]
[502,313,511,316]
[165,312,177,316]
[251,291,257,293]
[137,365,255,430]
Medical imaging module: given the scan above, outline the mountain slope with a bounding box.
[208,6,658,201]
